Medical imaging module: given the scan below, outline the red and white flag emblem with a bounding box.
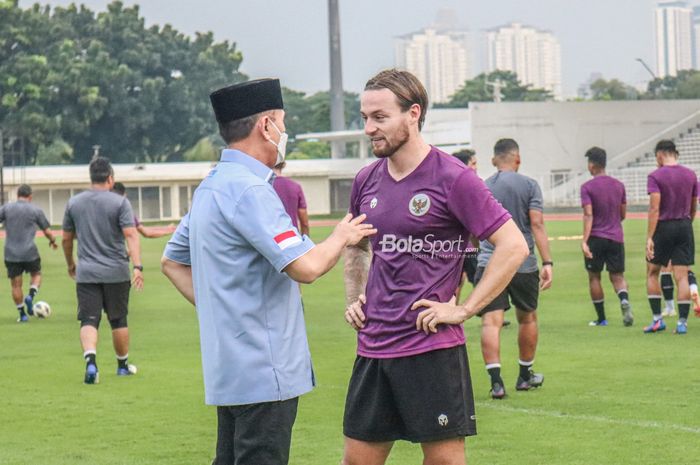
[274,230,302,250]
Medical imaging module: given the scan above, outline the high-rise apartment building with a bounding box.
[395,28,473,104]
[486,23,562,100]
[655,1,693,77]
[692,6,700,68]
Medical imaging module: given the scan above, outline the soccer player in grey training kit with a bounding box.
[580,147,633,327]
[0,184,58,322]
[62,157,144,384]
[343,69,528,465]
[474,138,554,400]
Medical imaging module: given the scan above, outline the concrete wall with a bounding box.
[293,176,331,215]
[471,100,700,187]
[2,158,372,222]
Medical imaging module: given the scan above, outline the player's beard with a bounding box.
[371,123,410,158]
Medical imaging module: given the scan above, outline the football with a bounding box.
[33,301,52,319]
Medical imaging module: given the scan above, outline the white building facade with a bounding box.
[395,28,473,104]
[655,1,693,77]
[486,23,562,100]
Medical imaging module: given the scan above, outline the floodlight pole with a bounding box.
[328,0,346,158]
[636,58,657,80]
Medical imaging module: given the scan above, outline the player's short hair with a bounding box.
[494,138,519,157]
[89,157,114,184]
[112,182,126,196]
[655,139,678,156]
[218,110,273,145]
[585,146,607,168]
[453,149,476,166]
[17,184,32,198]
[364,69,429,130]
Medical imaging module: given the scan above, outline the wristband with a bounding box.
[542,261,553,267]
[133,265,144,272]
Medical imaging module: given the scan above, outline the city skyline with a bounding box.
[22,0,662,98]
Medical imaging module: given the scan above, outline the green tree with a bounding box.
[645,69,700,99]
[440,70,553,107]
[589,78,639,100]
[183,136,219,162]
[282,87,360,152]
[0,1,246,165]
[35,138,74,165]
[287,140,331,160]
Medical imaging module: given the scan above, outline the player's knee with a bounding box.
[108,316,128,330]
[80,319,100,330]
[516,309,537,324]
[647,265,661,278]
[482,312,504,328]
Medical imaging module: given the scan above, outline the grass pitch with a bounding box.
[1,219,699,464]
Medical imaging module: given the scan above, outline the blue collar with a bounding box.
[220,149,275,184]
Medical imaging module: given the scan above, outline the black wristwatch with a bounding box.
[542,261,554,267]
[133,265,144,272]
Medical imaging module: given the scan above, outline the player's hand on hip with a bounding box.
[344,294,366,330]
[411,299,468,334]
[335,213,377,246]
[132,269,144,291]
[540,264,553,290]
[646,238,655,261]
[581,241,593,259]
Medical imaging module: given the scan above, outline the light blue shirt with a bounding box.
[164,149,316,406]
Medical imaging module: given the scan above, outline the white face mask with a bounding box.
[267,120,288,166]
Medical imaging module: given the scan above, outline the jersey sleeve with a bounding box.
[349,175,361,216]
[297,185,307,210]
[224,185,315,273]
[447,169,511,241]
[647,174,660,194]
[163,212,191,266]
[118,199,135,228]
[62,202,75,232]
[529,179,544,212]
[621,183,627,204]
[35,207,50,230]
[580,183,591,207]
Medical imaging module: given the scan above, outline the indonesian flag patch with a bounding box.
[274,230,302,250]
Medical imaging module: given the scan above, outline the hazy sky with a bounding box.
[23,0,662,97]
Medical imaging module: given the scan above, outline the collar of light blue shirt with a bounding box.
[219,149,275,184]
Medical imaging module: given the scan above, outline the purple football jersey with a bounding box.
[349,147,511,358]
[273,175,307,229]
[647,165,698,221]
[580,175,626,243]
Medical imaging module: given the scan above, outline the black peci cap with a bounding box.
[209,78,284,125]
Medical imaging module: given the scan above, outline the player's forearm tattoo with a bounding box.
[343,238,371,306]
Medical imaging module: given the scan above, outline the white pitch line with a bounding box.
[477,402,700,434]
